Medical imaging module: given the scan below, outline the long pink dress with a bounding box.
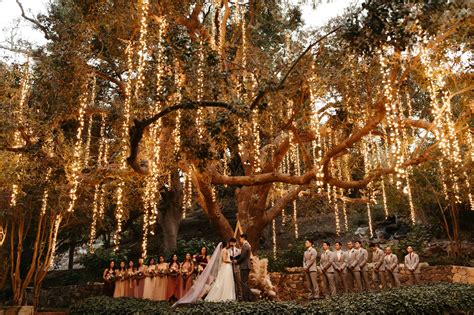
[179,261,194,298]
[142,265,156,300]
[113,269,126,297]
[135,264,146,298]
[153,263,168,301]
[166,262,181,300]
[124,268,135,297]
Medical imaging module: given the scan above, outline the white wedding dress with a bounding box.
[205,249,236,302]
[173,243,235,306]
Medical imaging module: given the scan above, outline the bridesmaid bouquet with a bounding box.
[157,268,166,278]
[136,270,145,280]
[105,273,115,283]
[148,268,157,278]
[197,265,204,274]
[117,271,125,281]
[169,266,179,277]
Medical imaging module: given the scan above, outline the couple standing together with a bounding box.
[174,234,252,306]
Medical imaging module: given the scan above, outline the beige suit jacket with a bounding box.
[320,250,335,273]
[303,247,318,272]
[372,248,385,271]
[332,250,346,271]
[384,254,399,273]
[404,253,420,274]
[358,248,369,272]
[346,249,360,271]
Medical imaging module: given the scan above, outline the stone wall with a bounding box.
[269,264,473,301]
[25,283,103,309]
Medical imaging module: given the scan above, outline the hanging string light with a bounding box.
[292,200,298,239]
[404,167,416,224]
[333,186,341,236]
[83,115,93,168]
[89,183,101,253]
[196,39,205,139]
[271,197,277,259]
[40,168,52,216]
[182,170,193,219]
[83,75,96,168]
[49,214,62,267]
[366,202,373,238]
[339,188,348,232]
[134,0,150,100]
[97,114,108,167]
[67,79,91,213]
[113,40,135,251]
[251,108,261,173]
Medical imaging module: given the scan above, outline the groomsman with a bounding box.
[404,246,420,285]
[303,239,320,299]
[332,242,348,293]
[346,241,362,292]
[355,241,370,291]
[370,243,386,290]
[237,234,253,301]
[320,242,336,297]
[384,247,400,288]
[229,237,243,300]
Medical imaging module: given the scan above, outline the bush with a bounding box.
[261,242,305,272]
[79,248,130,277]
[69,283,474,314]
[174,238,217,261]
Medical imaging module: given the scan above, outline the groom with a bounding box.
[237,233,253,301]
[229,237,243,301]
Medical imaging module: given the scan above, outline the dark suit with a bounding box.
[229,246,243,300]
[237,241,252,301]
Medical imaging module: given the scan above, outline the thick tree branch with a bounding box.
[127,100,241,174]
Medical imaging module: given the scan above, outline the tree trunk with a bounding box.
[158,169,183,256]
[68,242,75,270]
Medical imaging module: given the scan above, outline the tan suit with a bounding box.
[320,250,336,297]
[357,248,370,291]
[372,247,387,289]
[332,249,348,293]
[303,247,320,298]
[384,254,400,288]
[345,249,362,292]
[404,252,420,285]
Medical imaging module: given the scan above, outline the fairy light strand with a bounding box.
[67,79,91,213]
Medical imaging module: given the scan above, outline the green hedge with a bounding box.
[69,283,474,314]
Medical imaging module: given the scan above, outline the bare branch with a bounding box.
[15,0,53,40]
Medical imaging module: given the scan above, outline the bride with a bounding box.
[173,241,235,306]
[205,241,235,301]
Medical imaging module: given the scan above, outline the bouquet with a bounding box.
[105,272,115,283]
[157,268,166,278]
[136,270,145,280]
[169,266,179,277]
[148,268,156,278]
[197,265,204,274]
[117,271,125,281]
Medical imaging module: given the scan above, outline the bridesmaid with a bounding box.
[153,255,168,301]
[135,258,146,298]
[180,253,194,297]
[166,254,181,301]
[113,260,126,298]
[142,257,156,300]
[195,246,210,275]
[102,260,115,297]
[125,260,136,297]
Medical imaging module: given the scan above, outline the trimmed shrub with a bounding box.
[70,283,474,314]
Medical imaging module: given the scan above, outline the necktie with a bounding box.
[410,253,412,260]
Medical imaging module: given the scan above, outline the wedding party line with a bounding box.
[101,234,421,304]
